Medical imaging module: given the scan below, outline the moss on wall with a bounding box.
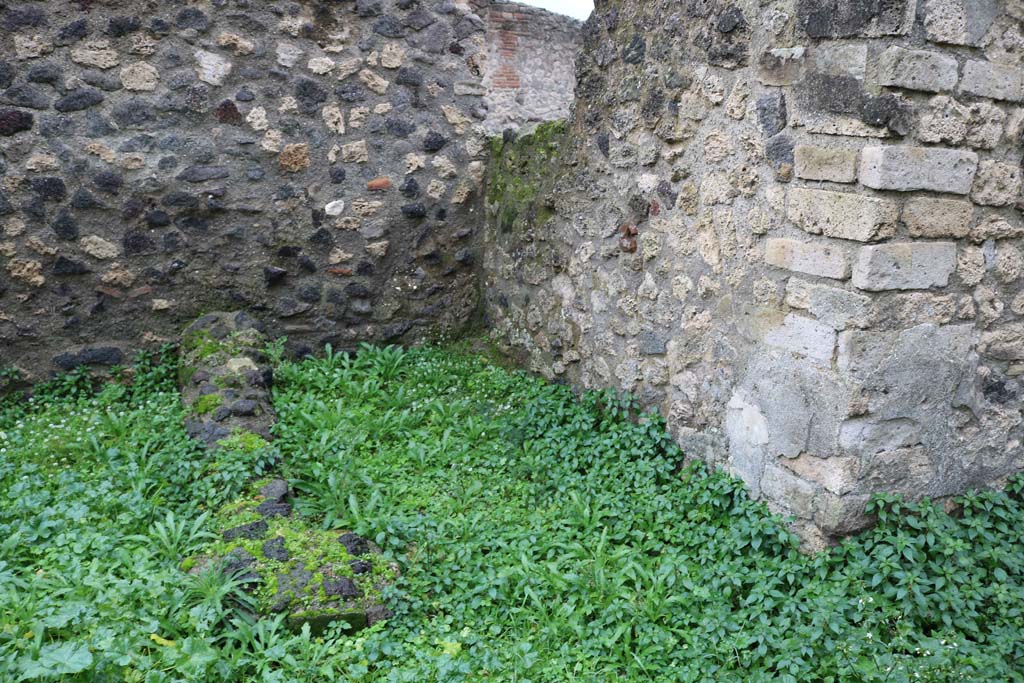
[485,120,568,235]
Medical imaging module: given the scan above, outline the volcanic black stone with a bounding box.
[0,109,33,136]
[329,166,346,184]
[386,117,415,137]
[756,91,787,138]
[356,0,383,16]
[123,231,155,255]
[93,171,124,195]
[51,211,79,241]
[454,248,472,265]
[262,537,290,562]
[177,165,230,183]
[27,63,61,85]
[53,256,90,276]
[3,6,47,31]
[141,210,171,229]
[622,34,645,64]
[0,192,12,216]
[70,189,101,209]
[235,86,255,102]
[107,15,142,37]
[336,83,367,103]
[112,99,153,127]
[230,399,258,416]
[256,500,292,518]
[214,99,242,124]
[339,532,370,556]
[31,177,66,202]
[295,78,328,113]
[323,576,362,599]
[297,283,322,303]
[393,67,421,87]
[374,15,404,38]
[53,346,124,370]
[57,18,89,44]
[223,520,269,541]
[350,559,372,574]
[0,62,13,90]
[422,130,447,152]
[55,88,105,113]
[176,7,210,31]
[401,202,427,218]
[3,85,50,110]
[404,7,435,30]
[399,177,420,198]
[260,478,289,502]
[264,266,288,287]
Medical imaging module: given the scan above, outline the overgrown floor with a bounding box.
[1,345,1022,682]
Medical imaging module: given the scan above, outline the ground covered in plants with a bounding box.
[1,344,1023,682]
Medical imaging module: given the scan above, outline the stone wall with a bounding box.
[0,0,576,380]
[480,1,582,133]
[483,0,1024,545]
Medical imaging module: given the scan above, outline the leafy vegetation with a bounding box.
[1,344,1022,681]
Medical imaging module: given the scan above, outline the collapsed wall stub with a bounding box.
[483,0,1024,545]
[0,0,578,381]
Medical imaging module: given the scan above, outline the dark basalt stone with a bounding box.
[422,130,447,152]
[374,15,404,38]
[53,346,125,370]
[264,266,288,287]
[3,84,51,110]
[54,88,105,113]
[350,559,372,574]
[31,177,67,202]
[52,211,79,241]
[323,576,362,599]
[262,536,290,562]
[53,256,91,276]
[107,15,142,37]
[339,532,370,556]
[0,109,33,136]
[401,202,427,218]
[223,520,269,541]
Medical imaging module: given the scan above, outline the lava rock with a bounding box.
[0,109,33,136]
[260,479,289,502]
[52,256,90,276]
[422,130,447,152]
[262,536,290,562]
[339,532,370,556]
[223,520,269,541]
[54,88,105,113]
[31,176,67,202]
[401,202,427,218]
[323,576,362,599]
[350,559,373,574]
[264,266,288,287]
[51,211,79,241]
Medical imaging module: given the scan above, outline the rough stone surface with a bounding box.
[859,146,979,194]
[793,145,858,183]
[787,188,898,242]
[852,243,958,291]
[876,46,958,93]
[765,238,850,280]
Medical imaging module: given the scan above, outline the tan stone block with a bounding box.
[903,197,972,238]
[787,188,898,242]
[793,146,858,183]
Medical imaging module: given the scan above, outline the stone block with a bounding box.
[852,242,957,291]
[797,0,912,38]
[924,0,999,46]
[876,46,958,92]
[903,197,972,238]
[960,61,1024,102]
[787,188,898,242]
[765,237,850,280]
[793,145,858,183]
[971,160,1022,207]
[859,145,978,194]
[764,313,837,362]
[787,279,871,330]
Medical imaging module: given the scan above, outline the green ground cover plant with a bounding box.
[0,343,1021,681]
